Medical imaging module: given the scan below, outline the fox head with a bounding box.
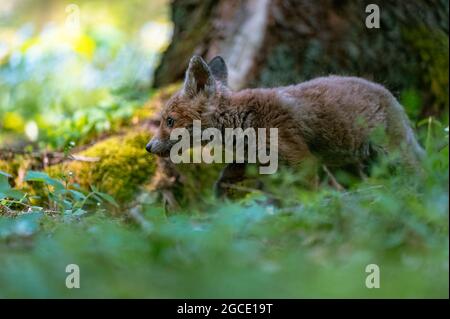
[146,55,229,157]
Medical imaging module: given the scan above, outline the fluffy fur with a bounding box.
[147,55,424,195]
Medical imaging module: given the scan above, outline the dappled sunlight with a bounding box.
[0,0,171,148]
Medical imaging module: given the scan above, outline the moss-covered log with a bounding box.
[46,131,155,203]
[0,84,225,209]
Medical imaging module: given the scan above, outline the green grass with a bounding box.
[0,143,448,298]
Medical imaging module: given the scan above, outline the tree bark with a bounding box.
[154,0,449,117]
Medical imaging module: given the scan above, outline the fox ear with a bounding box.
[208,56,228,85]
[184,55,216,98]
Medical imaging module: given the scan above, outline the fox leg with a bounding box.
[214,163,247,198]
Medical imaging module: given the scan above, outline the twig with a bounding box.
[68,154,100,162]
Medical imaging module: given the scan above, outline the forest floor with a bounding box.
[0,88,448,297]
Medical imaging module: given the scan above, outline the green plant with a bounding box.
[0,170,118,216]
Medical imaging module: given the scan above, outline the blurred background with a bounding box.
[0,0,171,149]
[0,0,448,298]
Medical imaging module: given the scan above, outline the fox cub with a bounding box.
[146,55,424,196]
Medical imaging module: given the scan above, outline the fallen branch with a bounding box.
[68,154,100,162]
[0,148,99,166]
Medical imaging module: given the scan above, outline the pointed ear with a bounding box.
[183,55,216,98]
[208,56,228,85]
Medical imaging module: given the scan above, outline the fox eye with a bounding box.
[166,117,175,128]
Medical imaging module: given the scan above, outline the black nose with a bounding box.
[145,141,153,153]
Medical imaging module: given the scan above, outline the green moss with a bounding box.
[44,84,183,205]
[0,157,34,189]
[0,160,13,175]
[3,83,234,208]
[48,130,155,203]
[400,88,423,119]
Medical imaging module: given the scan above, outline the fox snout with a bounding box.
[146,138,171,157]
[145,140,154,153]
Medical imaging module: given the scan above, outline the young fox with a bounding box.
[146,55,424,195]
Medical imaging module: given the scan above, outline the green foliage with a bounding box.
[1,170,119,216]
[0,35,153,149]
[0,1,171,149]
[47,131,156,203]
[0,126,448,298]
[400,88,423,119]
[0,170,24,201]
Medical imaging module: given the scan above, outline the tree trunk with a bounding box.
[154,0,449,118]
